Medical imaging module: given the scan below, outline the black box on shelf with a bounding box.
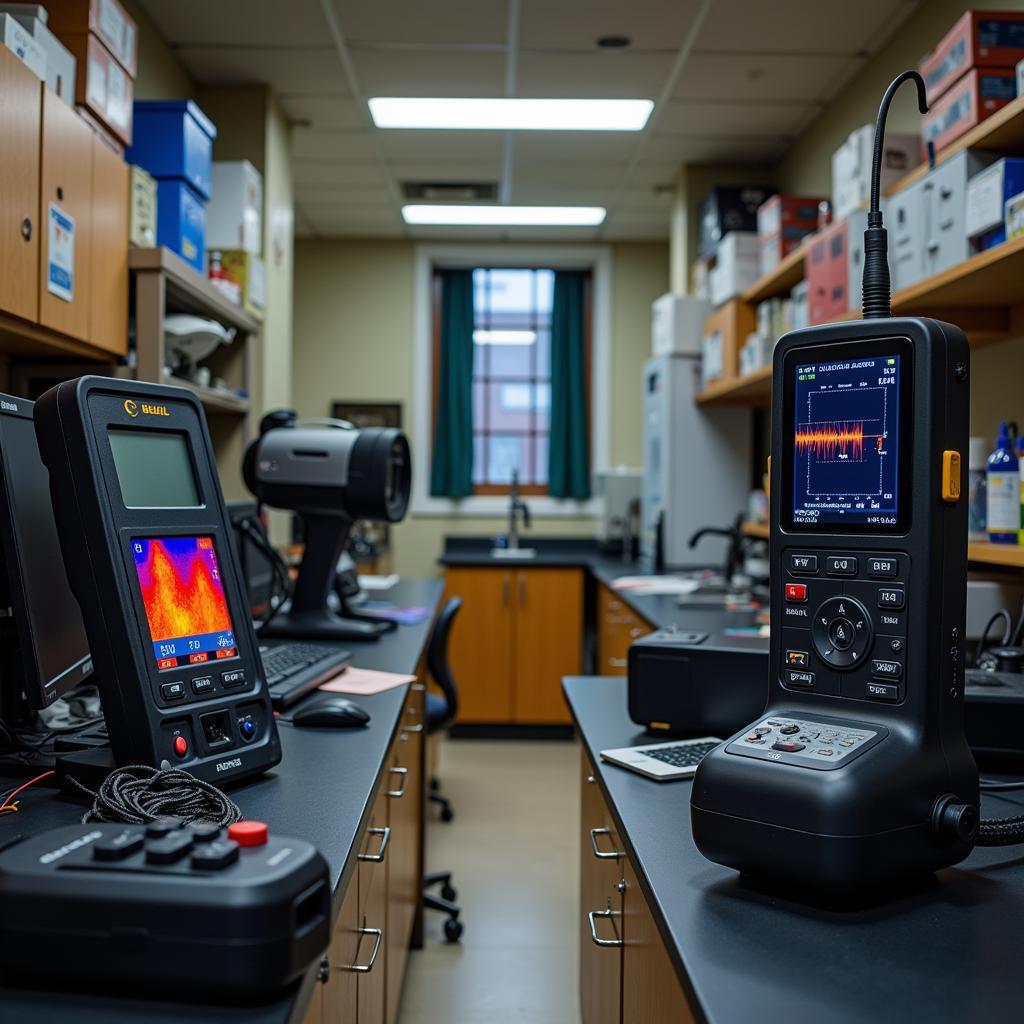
[699,185,776,260]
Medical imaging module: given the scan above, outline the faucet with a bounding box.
[687,512,747,584]
[507,469,532,549]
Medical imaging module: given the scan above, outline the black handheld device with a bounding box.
[34,376,282,785]
[690,72,981,891]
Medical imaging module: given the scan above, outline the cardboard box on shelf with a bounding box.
[966,157,1024,249]
[710,231,759,306]
[887,178,926,291]
[920,10,1024,104]
[43,0,135,76]
[211,249,266,320]
[129,164,156,248]
[651,293,711,357]
[62,31,132,145]
[700,299,756,386]
[698,185,775,260]
[207,161,263,256]
[831,124,917,222]
[0,5,75,104]
[791,280,809,331]
[0,12,45,79]
[922,68,1016,154]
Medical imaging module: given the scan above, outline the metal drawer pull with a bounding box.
[629,627,644,639]
[387,766,409,798]
[358,826,390,862]
[608,657,627,668]
[404,722,424,733]
[411,682,426,692]
[588,907,623,948]
[590,827,622,860]
[344,926,383,973]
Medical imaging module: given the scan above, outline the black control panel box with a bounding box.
[0,820,330,999]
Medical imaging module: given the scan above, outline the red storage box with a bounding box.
[806,221,851,326]
[920,10,1024,103]
[757,195,824,276]
[921,68,1016,154]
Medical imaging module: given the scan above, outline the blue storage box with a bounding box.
[127,100,218,200]
[156,179,207,274]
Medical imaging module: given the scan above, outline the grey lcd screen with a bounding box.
[108,430,201,508]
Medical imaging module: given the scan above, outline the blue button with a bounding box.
[239,718,256,740]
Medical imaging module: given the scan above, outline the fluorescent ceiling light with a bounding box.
[369,97,653,132]
[474,329,537,345]
[402,205,606,226]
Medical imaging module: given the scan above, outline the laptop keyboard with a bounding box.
[645,741,719,768]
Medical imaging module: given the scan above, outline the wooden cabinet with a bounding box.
[0,46,41,323]
[597,584,653,675]
[579,752,693,1024]
[38,87,93,341]
[87,134,128,354]
[444,566,583,725]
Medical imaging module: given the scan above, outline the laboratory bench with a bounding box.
[440,538,761,727]
[565,674,1024,1024]
[0,579,444,1024]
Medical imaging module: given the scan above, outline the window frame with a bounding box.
[412,244,612,518]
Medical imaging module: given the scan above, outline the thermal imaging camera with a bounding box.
[690,72,981,891]
[34,377,281,785]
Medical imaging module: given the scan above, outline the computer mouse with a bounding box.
[291,697,371,728]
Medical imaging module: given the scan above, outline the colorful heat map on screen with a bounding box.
[131,536,239,671]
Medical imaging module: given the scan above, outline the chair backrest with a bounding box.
[425,596,462,731]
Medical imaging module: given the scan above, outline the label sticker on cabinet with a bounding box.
[47,204,75,303]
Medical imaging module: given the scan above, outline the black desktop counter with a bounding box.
[0,579,443,1024]
[565,675,1024,1024]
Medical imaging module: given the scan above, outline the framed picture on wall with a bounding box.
[330,401,402,430]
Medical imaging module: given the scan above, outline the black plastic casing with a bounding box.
[34,377,282,784]
[691,318,978,890]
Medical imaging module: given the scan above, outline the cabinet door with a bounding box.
[39,90,92,340]
[357,781,389,1024]
[579,751,623,1024]
[444,567,515,722]
[514,568,582,724]
[0,47,41,322]
[621,858,694,1024]
[385,686,423,1024]
[598,585,653,676]
[323,871,360,1022]
[88,133,128,354]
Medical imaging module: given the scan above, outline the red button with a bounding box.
[785,583,808,602]
[228,821,269,847]
[173,735,188,758]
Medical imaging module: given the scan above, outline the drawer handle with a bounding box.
[21,217,31,241]
[607,600,622,612]
[590,827,622,860]
[387,766,409,798]
[411,682,426,692]
[358,826,390,862]
[344,926,383,973]
[404,722,424,733]
[608,657,628,668]
[588,907,623,948]
[628,627,644,639]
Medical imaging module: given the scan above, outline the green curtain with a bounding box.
[548,270,591,499]
[430,269,475,497]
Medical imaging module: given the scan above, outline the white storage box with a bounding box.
[0,11,45,79]
[650,293,711,356]
[832,124,918,222]
[0,4,75,105]
[207,160,263,255]
[709,231,758,307]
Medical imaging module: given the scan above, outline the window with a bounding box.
[432,265,591,496]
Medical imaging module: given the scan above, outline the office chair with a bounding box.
[422,596,463,942]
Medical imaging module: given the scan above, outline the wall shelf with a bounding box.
[742,243,807,305]
[968,541,1024,569]
[696,365,772,405]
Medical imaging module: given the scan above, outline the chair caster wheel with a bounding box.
[441,806,454,823]
[444,918,463,943]
[441,883,457,902]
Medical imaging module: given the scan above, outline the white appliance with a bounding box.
[594,468,642,551]
[640,354,751,568]
[650,293,711,356]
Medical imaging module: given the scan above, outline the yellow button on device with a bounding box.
[941,450,961,502]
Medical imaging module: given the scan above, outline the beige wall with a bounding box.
[292,240,668,578]
[122,0,195,100]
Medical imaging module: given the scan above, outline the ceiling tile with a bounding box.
[674,53,848,103]
[292,128,377,161]
[278,95,365,130]
[631,162,680,186]
[376,131,505,163]
[406,224,601,242]
[602,216,670,240]
[334,0,507,45]
[513,132,642,163]
[388,160,504,182]
[658,99,807,137]
[695,0,914,55]
[515,51,672,98]
[513,161,630,187]
[295,182,395,206]
[293,160,385,185]
[351,47,505,96]
[176,46,349,94]
[518,0,703,51]
[138,0,328,47]
[507,183,617,206]
[642,133,786,164]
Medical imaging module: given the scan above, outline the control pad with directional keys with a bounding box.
[811,595,872,668]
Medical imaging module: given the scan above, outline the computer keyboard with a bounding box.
[259,641,352,710]
[645,741,719,768]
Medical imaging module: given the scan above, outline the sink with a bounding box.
[490,547,538,560]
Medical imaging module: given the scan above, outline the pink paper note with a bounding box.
[318,665,417,696]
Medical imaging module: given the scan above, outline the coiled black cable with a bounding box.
[862,70,929,319]
[69,765,242,827]
[976,816,1024,847]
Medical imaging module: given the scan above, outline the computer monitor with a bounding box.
[227,500,275,620]
[0,394,92,709]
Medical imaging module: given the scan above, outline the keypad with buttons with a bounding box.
[728,715,883,770]
[781,550,909,704]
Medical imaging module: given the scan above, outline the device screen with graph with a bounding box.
[130,535,239,672]
[784,340,912,532]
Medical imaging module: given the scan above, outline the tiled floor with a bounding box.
[397,738,581,1024]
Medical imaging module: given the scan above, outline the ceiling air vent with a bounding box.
[401,182,498,202]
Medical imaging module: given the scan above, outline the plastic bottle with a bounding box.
[987,422,1019,544]
[967,436,987,541]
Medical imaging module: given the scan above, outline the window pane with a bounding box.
[489,382,534,432]
[533,383,551,433]
[536,269,554,315]
[487,435,526,485]
[534,433,549,486]
[534,326,552,380]
[487,269,534,316]
[472,433,487,484]
[488,340,533,379]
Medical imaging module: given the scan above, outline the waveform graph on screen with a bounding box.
[797,386,890,498]
[133,536,233,644]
